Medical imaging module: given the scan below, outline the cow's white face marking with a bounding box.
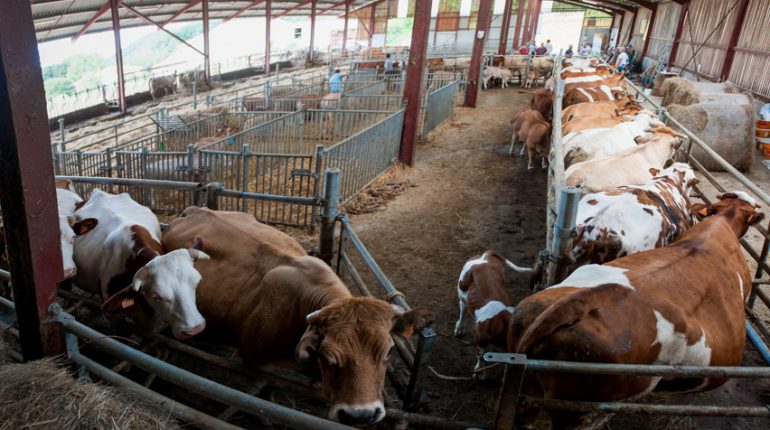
[474,300,515,323]
[134,249,208,338]
[727,191,759,208]
[458,254,488,288]
[651,310,711,366]
[551,265,633,289]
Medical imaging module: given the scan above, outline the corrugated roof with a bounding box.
[31,0,379,42]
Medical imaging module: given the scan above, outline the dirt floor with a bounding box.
[341,87,770,429]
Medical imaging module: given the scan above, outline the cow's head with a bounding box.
[102,247,210,339]
[691,192,764,237]
[656,162,698,192]
[295,297,433,425]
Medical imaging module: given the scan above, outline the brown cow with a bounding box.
[563,73,625,95]
[512,114,551,170]
[162,207,433,425]
[530,89,553,120]
[508,193,762,429]
[562,99,641,123]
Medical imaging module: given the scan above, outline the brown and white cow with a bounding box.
[572,163,698,266]
[55,180,96,279]
[563,73,625,95]
[565,127,682,193]
[562,98,640,123]
[508,192,762,429]
[162,207,433,425]
[149,75,177,100]
[563,85,627,107]
[454,251,532,373]
[71,189,209,339]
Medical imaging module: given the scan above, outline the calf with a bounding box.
[71,189,209,339]
[508,193,762,429]
[513,114,551,170]
[565,127,683,193]
[482,66,514,89]
[510,109,545,139]
[530,88,554,120]
[524,70,541,88]
[148,75,177,100]
[572,163,698,266]
[162,207,433,425]
[454,251,532,373]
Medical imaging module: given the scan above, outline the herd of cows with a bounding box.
[456,57,763,427]
[0,55,764,428]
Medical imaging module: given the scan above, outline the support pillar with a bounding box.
[720,0,749,81]
[109,0,126,112]
[616,11,625,48]
[512,0,527,50]
[627,10,638,47]
[497,0,514,55]
[202,0,210,81]
[531,0,542,41]
[265,0,271,73]
[640,5,658,59]
[464,0,493,108]
[309,0,317,63]
[668,1,688,67]
[342,0,350,54]
[399,0,432,166]
[368,4,376,50]
[0,0,64,359]
[522,0,533,45]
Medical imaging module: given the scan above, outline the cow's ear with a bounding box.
[748,212,765,226]
[648,168,660,177]
[101,285,141,312]
[691,203,714,219]
[295,325,322,365]
[392,306,434,337]
[70,217,98,236]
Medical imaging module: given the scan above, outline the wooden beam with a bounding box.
[464,0,493,108]
[342,0,350,54]
[720,0,750,81]
[308,0,317,63]
[160,0,202,28]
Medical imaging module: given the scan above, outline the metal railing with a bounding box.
[422,81,459,138]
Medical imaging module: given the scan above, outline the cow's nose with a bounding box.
[336,406,384,425]
[180,321,206,338]
[63,267,77,279]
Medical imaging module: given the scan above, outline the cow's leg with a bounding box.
[509,135,518,155]
[519,139,526,157]
[453,291,467,336]
[473,348,488,381]
[527,147,536,170]
[541,153,548,169]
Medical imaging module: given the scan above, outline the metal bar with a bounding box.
[464,0,493,108]
[746,321,770,366]
[218,188,318,205]
[71,0,120,42]
[203,0,210,81]
[494,355,527,430]
[640,3,658,58]
[0,269,9,282]
[0,0,64,359]
[398,0,432,166]
[121,4,205,57]
[342,0,350,54]
[309,0,317,63]
[161,0,203,28]
[546,187,580,286]
[265,0,271,73]
[668,0,689,66]
[110,0,126,113]
[404,327,436,411]
[55,176,202,190]
[484,352,770,378]
[275,0,312,19]
[53,309,355,430]
[69,352,241,430]
[320,169,341,265]
[318,0,348,15]
[498,0,514,55]
[384,408,480,430]
[223,0,266,24]
[512,0,527,49]
[524,397,770,417]
[720,0,750,81]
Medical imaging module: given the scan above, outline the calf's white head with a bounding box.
[295,297,433,425]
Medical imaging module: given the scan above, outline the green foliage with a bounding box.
[43,63,68,80]
[64,54,108,81]
[386,18,414,46]
[123,22,209,68]
[44,77,75,98]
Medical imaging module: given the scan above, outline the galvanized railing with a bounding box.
[421,81,459,138]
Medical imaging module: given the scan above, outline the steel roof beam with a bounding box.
[71,0,121,42]
[160,0,202,28]
[223,0,266,23]
[121,3,205,55]
[558,0,619,15]
[586,0,636,12]
[318,0,348,15]
[621,0,657,10]
[274,0,313,19]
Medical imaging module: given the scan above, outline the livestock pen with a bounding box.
[487,55,770,430]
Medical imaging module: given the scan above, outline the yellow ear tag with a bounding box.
[698,208,710,217]
[402,326,414,337]
[121,298,136,309]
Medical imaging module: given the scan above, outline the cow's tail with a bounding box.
[515,284,631,354]
[505,259,533,273]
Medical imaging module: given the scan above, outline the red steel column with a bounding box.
[616,11,625,47]
[640,5,658,59]
[668,1,688,67]
[522,0,533,45]
[512,0,527,49]
[497,0,514,55]
[342,0,350,54]
[399,0,432,166]
[109,0,126,112]
[202,0,210,80]
[309,0,317,63]
[0,0,64,359]
[368,4,376,49]
[530,0,542,41]
[464,0,494,108]
[720,0,750,81]
[265,0,271,73]
[626,10,638,46]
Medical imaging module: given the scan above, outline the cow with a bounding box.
[149,75,177,100]
[562,99,641,123]
[562,114,636,135]
[55,180,95,279]
[561,66,611,77]
[453,251,532,374]
[524,70,541,88]
[70,189,209,339]
[565,127,683,193]
[482,66,514,89]
[507,192,763,429]
[572,163,698,266]
[142,133,239,181]
[162,207,434,425]
[176,70,209,93]
[512,113,551,170]
[563,73,625,95]
[563,85,627,107]
[562,111,662,167]
[530,89,554,120]
[530,56,555,80]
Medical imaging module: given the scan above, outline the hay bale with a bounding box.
[661,78,701,107]
[668,102,755,172]
[0,358,179,430]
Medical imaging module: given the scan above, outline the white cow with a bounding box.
[562,112,662,167]
[55,180,96,279]
[71,189,209,339]
[483,66,514,89]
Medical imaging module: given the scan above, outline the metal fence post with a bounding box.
[319,168,341,265]
[206,182,223,210]
[241,144,250,213]
[545,187,580,287]
[193,66,199,110]
[404,328,437,411]
[490,353,527,430]
[140,147,152,205]
[58,118,66,152]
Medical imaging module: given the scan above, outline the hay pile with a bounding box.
[0,356,179,430]
[661,78,701,106]
[661,78,750,107]
[669,102,755,172]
